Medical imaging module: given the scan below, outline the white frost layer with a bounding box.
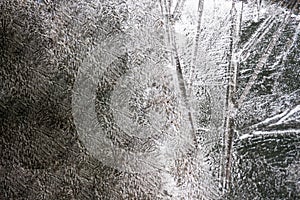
[239,129,300,140]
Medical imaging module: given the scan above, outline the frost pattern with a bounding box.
[0,0,299,199]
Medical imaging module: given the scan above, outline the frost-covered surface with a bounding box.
[0,0,299,199]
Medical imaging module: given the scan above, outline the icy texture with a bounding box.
[0,0,299,199]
